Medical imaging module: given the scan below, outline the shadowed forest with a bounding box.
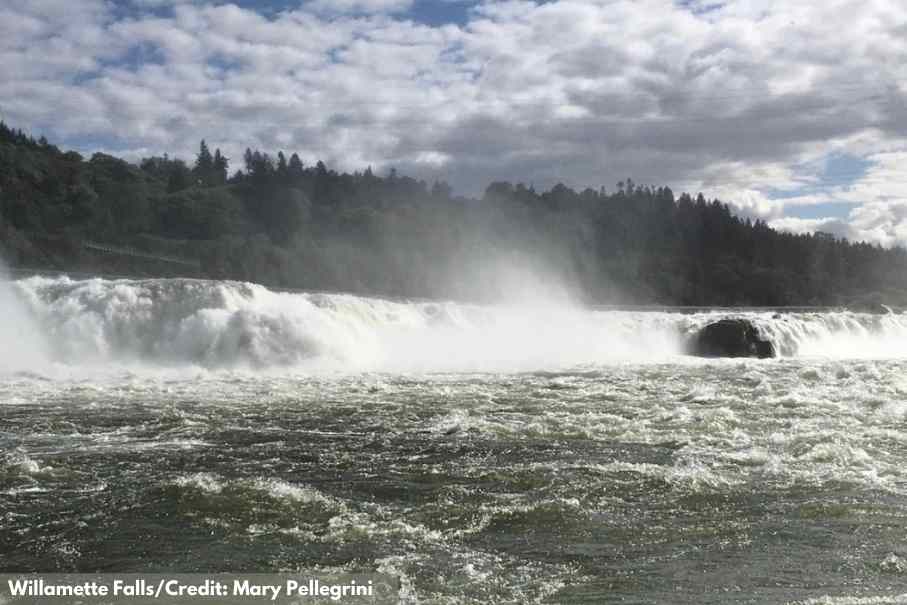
[1,122,905,306]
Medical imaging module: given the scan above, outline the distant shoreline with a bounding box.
[4,123,907,310]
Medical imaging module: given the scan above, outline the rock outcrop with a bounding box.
[689,319,776,359]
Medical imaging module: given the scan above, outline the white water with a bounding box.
[5,276,907,371]
[6,276,907,603]
[0,270,47,372]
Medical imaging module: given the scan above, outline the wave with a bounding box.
[5,276,907,370]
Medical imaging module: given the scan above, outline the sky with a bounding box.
[2,0,906,245]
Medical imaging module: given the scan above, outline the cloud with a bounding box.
[765,151,907,245]
[770,216,847,237]
[127,0,199,7]
[305,0,415,15]
[771,200,907,249]
[0,0,906,245]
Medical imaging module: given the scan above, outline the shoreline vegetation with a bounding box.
[1,122,905,309]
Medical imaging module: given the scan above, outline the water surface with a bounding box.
[3,277,907,604]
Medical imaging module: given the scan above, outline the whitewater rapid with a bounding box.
[6,276,907,603]
[4,276,907,371]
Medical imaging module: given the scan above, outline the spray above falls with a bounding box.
[0,267,47,372]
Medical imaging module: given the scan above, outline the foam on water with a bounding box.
[5,276,907,601]
[172,474,339,507]
[791,595,907,604]
[12,276,684,371]
[8,276,907,372]
[5,357,907,602]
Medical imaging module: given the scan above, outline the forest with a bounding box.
[1,121,905,307]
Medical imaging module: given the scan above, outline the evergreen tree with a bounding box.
[277,151,288,182]
[193,140,214,186]
[288,153,304,180]
[213,149,228,185]
[3,121,907,307]
[167,159,192,193]
[243,148,254,175]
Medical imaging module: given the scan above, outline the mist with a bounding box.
[0,259,47,372]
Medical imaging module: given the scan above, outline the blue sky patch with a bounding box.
[821,152,873,189]
[783,201,860,220]
[409,0,476,26]
[766,152,874,216]
[162,0,481,24]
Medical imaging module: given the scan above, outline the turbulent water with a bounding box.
[4,276,907,603]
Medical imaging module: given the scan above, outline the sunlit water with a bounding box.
[4,277,907,604]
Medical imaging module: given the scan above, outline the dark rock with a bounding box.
[689,319,776,359]
[753,339,776,359]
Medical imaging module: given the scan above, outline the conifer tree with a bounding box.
[213,149,228,185]
[193,140,214,186]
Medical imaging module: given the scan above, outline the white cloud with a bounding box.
[1,0,906,245]
[843,201,907,248]
[305,0,415,15]
[771,199,907,249]
[769,216,848,238]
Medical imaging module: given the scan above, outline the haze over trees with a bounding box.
[1,121,905,307]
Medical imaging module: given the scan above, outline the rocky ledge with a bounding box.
[688,319,776,359]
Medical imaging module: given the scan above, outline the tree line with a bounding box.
[1,120,905,307]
